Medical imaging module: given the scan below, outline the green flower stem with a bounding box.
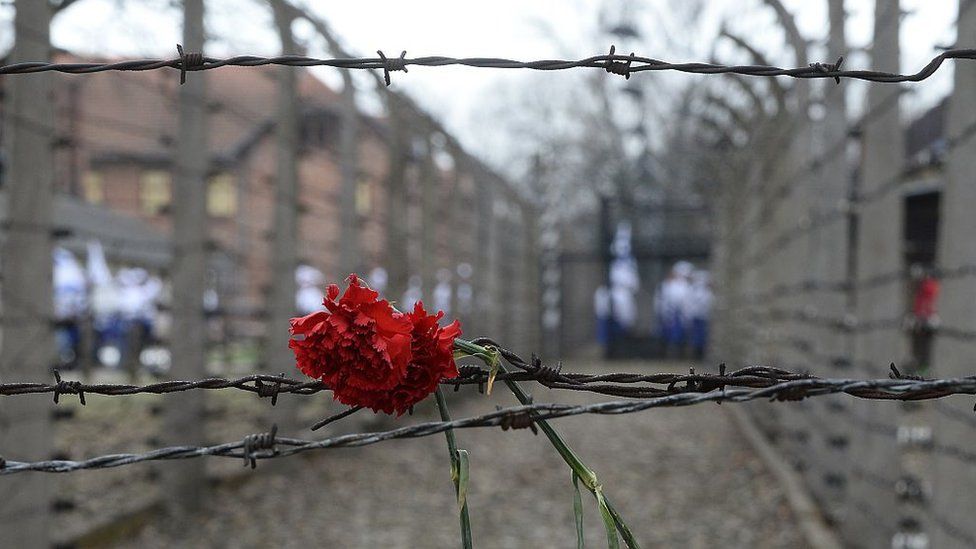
[452,338,639,548]
[497,362,640,549]
[435,387,473,549]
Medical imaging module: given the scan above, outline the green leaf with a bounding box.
[455,449,470,514]
[595,490,619,549]
[573,472,585,549]
[434,388,473,549]
[604,498,641,549]
[485,355,499,395]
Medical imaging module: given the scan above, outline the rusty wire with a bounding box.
[4,342,976,475]
[2,346,974,402]
[3,370,976,474]
[1,45,975,85]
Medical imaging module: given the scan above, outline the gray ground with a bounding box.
[56,361,806,548]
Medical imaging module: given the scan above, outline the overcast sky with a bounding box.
[0,0,960,159]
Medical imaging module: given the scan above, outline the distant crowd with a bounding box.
[591,223,713,359]
[53,241,167,371]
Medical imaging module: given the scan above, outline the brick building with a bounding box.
[0,52,540,350]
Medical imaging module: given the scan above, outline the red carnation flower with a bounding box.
[289,274,413,412]
[370,301,462,415]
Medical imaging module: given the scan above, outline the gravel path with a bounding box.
[102,360,806,548]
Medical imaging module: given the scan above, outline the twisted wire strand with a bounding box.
[4,374,976,475]
[1,48,974,83]
[3,338,975,402]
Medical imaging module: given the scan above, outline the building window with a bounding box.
[355,175,371,215]
[82,171,104,205]
[207,173,237,218]
[140,170,171,215]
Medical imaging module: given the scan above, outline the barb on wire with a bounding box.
[377,50,407,85]
[4,373,976,475]
[176,44,204,84]
[810,55,844,84]
[52,370,84,405]
[604,44,635,79]
[1,47,974,85]
[241,424,278,469]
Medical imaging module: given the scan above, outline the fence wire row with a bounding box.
[1,46,975,85]
[3,347,976,475]
[3,341,976,402]
[732,94,976,271]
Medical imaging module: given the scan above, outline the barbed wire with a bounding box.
[737,260,976,309]
[4,367,976,475]
[736,108,976,270]
[746,306,976,342]
[925,505,976,547]
[1,46,975,85]
[4,340,975,403]
[813,394,976,469]
[736,86,908,238]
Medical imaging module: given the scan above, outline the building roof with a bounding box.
[0,193,171,267]
[50,52,343,163]
[905,98,948,166]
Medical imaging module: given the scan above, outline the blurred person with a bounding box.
[203,287,219,314]
[368,265,389,294]
[296,264,326,315]
[653,285,665,346]
[456,263,474,316]
[687,270,713,360]
[117,268,162,370]
[53,246,87,367]
[909,264,940,371]
[594,284,611,347]
[911,265,940,325]
[433,268,453,319]
[608,221,639,338]
[87,240,123,367]
[656,261,693,357]
[118,268,160,334]
[401,274,423,310]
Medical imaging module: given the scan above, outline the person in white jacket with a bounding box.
[53,246,87,366]
[657,261,693,356]
[295,265,326,315]
[686,270,713,359]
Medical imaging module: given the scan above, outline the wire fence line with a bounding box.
[4,356,976,403]
[721,4,912,240]
[1,46,975,84]
[788,382,976,546]
[4,370,976,475]
[743,306,976,347]
[740,261,976,304]
[735,111,976,269]
[740,278,854,303]
[737,85,908,236]
[814,397,976,468]
[773,335,887,376]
